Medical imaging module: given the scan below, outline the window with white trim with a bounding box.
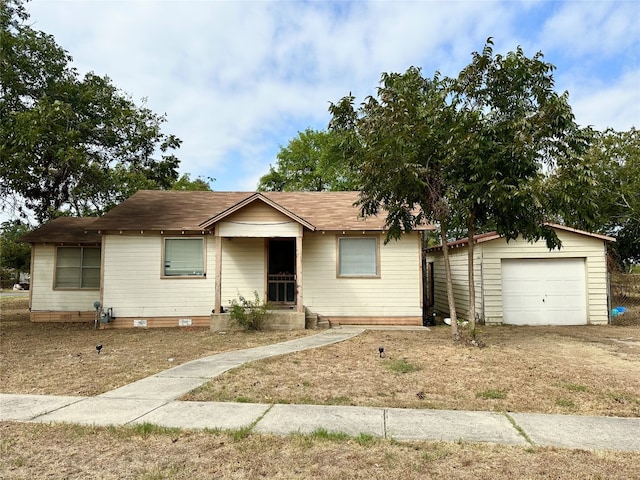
[338,237,378,277]
[55,247,101,289]
[163,238,204,276]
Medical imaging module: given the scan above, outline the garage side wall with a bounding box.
[426,229,610,325]
[426,246,482,322]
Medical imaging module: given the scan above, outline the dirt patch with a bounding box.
[1,422,639,480]
[0,297,313,396]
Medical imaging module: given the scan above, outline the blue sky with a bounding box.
[26,0,640,192]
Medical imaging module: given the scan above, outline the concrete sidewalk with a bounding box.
[1,326,639,452]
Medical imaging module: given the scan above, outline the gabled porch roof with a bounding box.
[199,192,316,231]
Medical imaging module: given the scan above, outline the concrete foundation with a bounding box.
[210,311,306,332]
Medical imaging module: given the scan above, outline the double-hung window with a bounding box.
[338,237,379,277]
[55,247,101,289]
[163,238,205,277]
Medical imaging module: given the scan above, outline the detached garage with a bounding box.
[425,225,614,326]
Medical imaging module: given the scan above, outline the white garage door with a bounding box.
[501,258,587,325]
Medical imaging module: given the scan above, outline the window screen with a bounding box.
[55,247,100,288]
[164,238,204,276]
[338,237,378,276]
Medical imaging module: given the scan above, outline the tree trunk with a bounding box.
[421,231,429,325]
[439,214,459,341]
[467,214,476,330]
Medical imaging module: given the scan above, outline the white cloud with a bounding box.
[540,1,639,57]
[569,69,640,130]
[21,0,640,196]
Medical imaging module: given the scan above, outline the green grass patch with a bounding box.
[354,433,377,446]
[385,358,421,374]
[476,389,507,400]
[234,396,255,403]
[308,428,350,441]
[326,395,352,405]
[504,413,534,446]
[231,425,253,441]
[556,398,577,409]
[606,391,640,405]
[563,383,589,392]
[130,423,182,437]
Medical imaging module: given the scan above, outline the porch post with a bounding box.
[296,227,303,313]
[214,233,222,314]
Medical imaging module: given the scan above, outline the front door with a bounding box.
[267,239,296,305]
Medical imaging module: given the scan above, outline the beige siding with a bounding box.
[302,231,422,317]
[426,246,481,321]
[102,234,216,318]
[217,202,299,237]
[220,237,266,306]
[428,229,610,325]
[30,245,99,313]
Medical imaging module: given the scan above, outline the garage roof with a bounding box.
[425,223,615,252]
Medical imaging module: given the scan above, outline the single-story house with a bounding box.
[425,224,615,326]
[21,191,430,329]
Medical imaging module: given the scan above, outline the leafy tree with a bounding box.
[0,0,181,222]
[329,41,599,337]
[257,128,358,192]
[574,128,639,269]
[329,68,461,339]
[0,220,31,287]
[447,39,596,328]
[171,173,215,191]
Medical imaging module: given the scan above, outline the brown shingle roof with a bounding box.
[19,217,101,244]
[425,224,615,252]
[90,190,433,232]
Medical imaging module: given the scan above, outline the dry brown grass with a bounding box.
[2,296,640,476]
[184,325,640,417]
[1,422,639,480]
[2,296,639,416]
[0,297,313,396]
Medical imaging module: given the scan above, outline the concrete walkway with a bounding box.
[1,326,639,452]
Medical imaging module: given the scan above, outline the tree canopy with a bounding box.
[1,0,183,223]
[579,128,639,269]
[0,220,31,287]
[257,128,358,192]
[329,39,600,333]
[329,67,461,337]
